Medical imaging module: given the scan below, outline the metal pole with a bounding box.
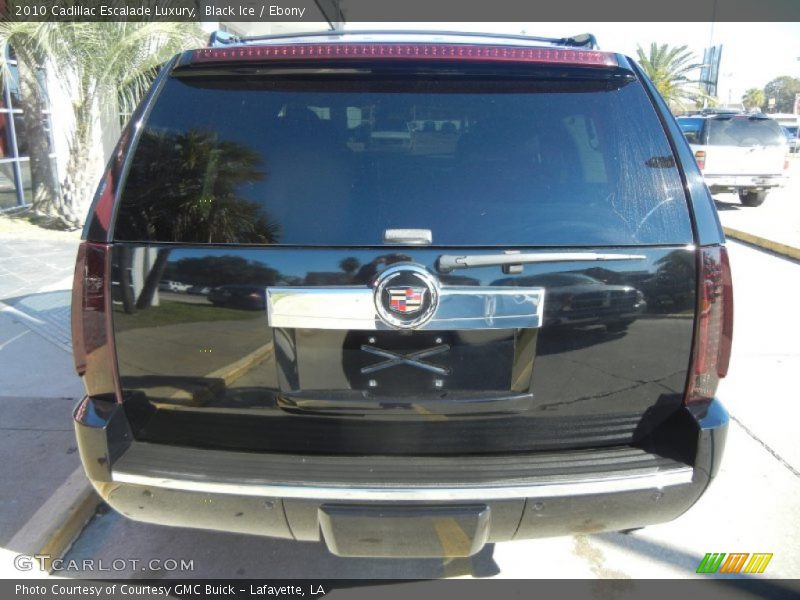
[3,70,26,207]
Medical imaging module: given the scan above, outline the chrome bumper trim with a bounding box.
[704,174,785,187]
[112,467,693,501]
[266,285,545,330]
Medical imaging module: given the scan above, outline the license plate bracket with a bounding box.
[343,330,514,392]
[318,504,491,558]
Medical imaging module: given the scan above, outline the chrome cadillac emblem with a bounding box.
[374,264,439,329]
[387,286,426,314]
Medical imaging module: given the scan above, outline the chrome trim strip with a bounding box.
[266,284,545,330]
[266,287,376,330]
[112,468,694,501]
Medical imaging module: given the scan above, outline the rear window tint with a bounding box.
[113,74,692,246]
[706,117,785,147]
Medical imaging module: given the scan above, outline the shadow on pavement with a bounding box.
[597,532,794,597]
[62,505,501,579]
[713,199,741,212]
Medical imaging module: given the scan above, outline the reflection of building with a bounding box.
[129,247,161,307]
[0,49,58,210]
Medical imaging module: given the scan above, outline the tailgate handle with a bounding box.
[384,229,432,245]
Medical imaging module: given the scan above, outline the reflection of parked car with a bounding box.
[157,280,190,292]
[370,127,412,150]
[186,285,211,296]
[500,273,646,331]
[677,113,788,206]
[641,269,694,312]
[208,285,266,310]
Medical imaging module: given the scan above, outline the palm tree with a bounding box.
[636,43,706,111]
[121,129,280,244]
[339,257,361,277]
[118,128,281,310]
[742,88,765,111]
[0,19,203,228]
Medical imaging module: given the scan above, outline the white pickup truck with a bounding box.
[677,113,788,206]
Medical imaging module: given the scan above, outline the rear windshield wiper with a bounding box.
[437,251,646,273]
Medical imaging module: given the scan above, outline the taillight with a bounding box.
[193,43,618,68]
[685,246,733,404]
[71,241,120,401]
[695,150,706,170]
[784,158,790,170]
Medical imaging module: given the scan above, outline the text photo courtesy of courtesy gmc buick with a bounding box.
[71,32,733,558]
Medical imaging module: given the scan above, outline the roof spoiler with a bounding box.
[206,29,599,50]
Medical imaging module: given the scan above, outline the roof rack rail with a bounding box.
[207,29,599,50]
[699,108,743,116]
[208,31,240,47]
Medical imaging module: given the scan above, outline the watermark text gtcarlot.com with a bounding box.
[14,554,194,572]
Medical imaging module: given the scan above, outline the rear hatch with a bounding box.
[104,45,697,456]
[700,115,786,176]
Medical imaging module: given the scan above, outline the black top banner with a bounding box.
[1,0,800,22]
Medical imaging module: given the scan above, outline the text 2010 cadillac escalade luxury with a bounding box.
[72,31,732,558]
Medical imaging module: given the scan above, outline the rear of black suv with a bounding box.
[72,35,732,558]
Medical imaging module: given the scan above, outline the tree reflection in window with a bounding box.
[121,129,280,244]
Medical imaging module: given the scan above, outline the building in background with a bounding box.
[0,46,120,213]
[0,49,58,211]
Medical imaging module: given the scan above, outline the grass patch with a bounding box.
[113,299,260,332]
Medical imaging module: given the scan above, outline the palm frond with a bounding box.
[635,42,706,109]
[0,18,203,224]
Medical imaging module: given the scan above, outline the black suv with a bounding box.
[72,32,732,558]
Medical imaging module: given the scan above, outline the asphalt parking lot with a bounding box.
[714,156,800,258]
[0,166,798,582]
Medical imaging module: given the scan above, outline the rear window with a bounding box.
[706,117,785,147]
[113,73,692,246]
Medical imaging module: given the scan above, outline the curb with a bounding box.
[6,466,101,573]
[723,227,800,262]
[153,342,275,408]
[9,343,275,568]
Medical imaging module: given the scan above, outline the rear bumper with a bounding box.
[704,174,786,190]
[74,396,728,557]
